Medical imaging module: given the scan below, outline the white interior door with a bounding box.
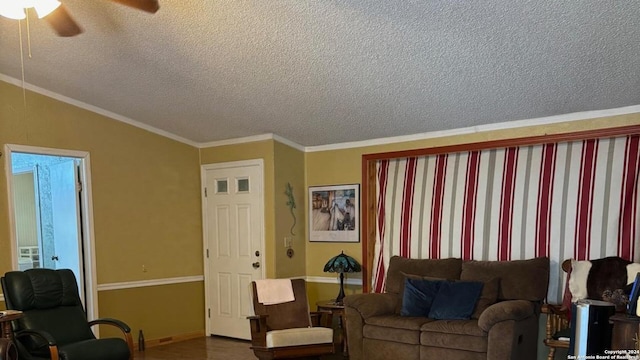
[5,145,97,322]
[203,160,264,340]
[48,160,83,296]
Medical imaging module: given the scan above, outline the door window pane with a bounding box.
[237,178,249,193]
[216,179,228,193]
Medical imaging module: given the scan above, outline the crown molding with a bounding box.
[272,134,306,152]
[0,74,199,147]
[197,133,275,148]
[3,74,638,153]
[303,105,640,152]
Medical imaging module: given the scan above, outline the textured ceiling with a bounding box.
[0,1,639,146]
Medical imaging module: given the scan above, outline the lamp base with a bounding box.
[335,272,346,304]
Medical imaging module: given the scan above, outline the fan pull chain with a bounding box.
[18,19,28,110]
[25,9,32,59]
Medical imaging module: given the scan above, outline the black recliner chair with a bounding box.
[1,268,133,360]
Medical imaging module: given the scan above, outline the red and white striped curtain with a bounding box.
[372,135,640,302]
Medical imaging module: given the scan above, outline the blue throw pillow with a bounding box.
[428,281,484,320]
[400,278,443,317]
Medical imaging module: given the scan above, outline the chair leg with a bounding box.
[547,347,555,360]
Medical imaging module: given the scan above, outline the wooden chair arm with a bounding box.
[88,318,134,360]
[541,303,570,343]
[541,303,569,316]
[247,315,268,347]
[15,329,59,360]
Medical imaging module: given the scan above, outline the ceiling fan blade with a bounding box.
[109,0,160,13]
[44,4,83,37]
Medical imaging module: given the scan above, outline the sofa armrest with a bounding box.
[343,293,399,319]
[343,293,399,360]
[478,300,534,332]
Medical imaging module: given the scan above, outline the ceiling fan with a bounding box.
[0,0,160,37]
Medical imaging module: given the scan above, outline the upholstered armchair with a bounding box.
[248,279,334,360]
[1,269,134,360]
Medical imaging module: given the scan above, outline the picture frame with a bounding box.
[308,184,360,242]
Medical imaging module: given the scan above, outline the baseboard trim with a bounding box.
[140,331,205,349]
[98,275,204,291]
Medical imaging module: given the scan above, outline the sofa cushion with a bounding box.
[366,315,434,330]
[420,318,485,337]
[364,315,434,345]
[265,327,333,347]
[402,273,499,319]
[421,320,487,354]
[470,277,500,319]
[460,257,549,301]
[400,278,443,317]
[428,281,483,320]
[385,256,463,296]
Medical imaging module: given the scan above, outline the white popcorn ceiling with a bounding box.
[0,1,638,146]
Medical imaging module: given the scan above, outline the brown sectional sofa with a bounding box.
[344,256,549,360]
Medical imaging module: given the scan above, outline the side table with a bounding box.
[610,313,640,350]
[0,310,22,360]
[316,300,348,357]
[0,310,22,341]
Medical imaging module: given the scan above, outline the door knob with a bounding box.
[252,262,260,269]
[51,256,59,261]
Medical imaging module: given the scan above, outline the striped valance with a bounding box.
[371,135,640,303]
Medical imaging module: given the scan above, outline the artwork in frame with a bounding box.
[308,184,360,243]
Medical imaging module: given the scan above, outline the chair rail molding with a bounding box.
[97,275,204,291]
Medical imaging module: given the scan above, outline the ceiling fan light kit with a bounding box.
[0,0,159,37]
[0,0,61,20]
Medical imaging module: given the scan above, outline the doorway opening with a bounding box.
[4,144,98,319]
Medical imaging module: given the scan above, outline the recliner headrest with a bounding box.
[3,269,82,310]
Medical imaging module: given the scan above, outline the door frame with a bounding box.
[201,159,266,336]
[3,144,98,321]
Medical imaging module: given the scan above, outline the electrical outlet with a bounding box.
[142,265,147,273]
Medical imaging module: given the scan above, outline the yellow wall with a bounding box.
[3,76,640,344]
[0,80,204,342]
[303,112,640,306]
[97,281,204,340]
[273,141,306,278]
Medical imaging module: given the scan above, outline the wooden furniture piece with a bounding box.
[317,300,348,356]
[610,313,640,350]
[1,268,134,360]
[542,257,636,359]
[541,303,570,360]
[248,279,334,360]
[0,311,22,341]
[541,259,572,360]
[0,312,20,360]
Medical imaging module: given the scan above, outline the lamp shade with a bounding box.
[323,251,362,274]
[323,251,361,304]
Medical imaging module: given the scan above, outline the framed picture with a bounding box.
[308,184,360,242]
